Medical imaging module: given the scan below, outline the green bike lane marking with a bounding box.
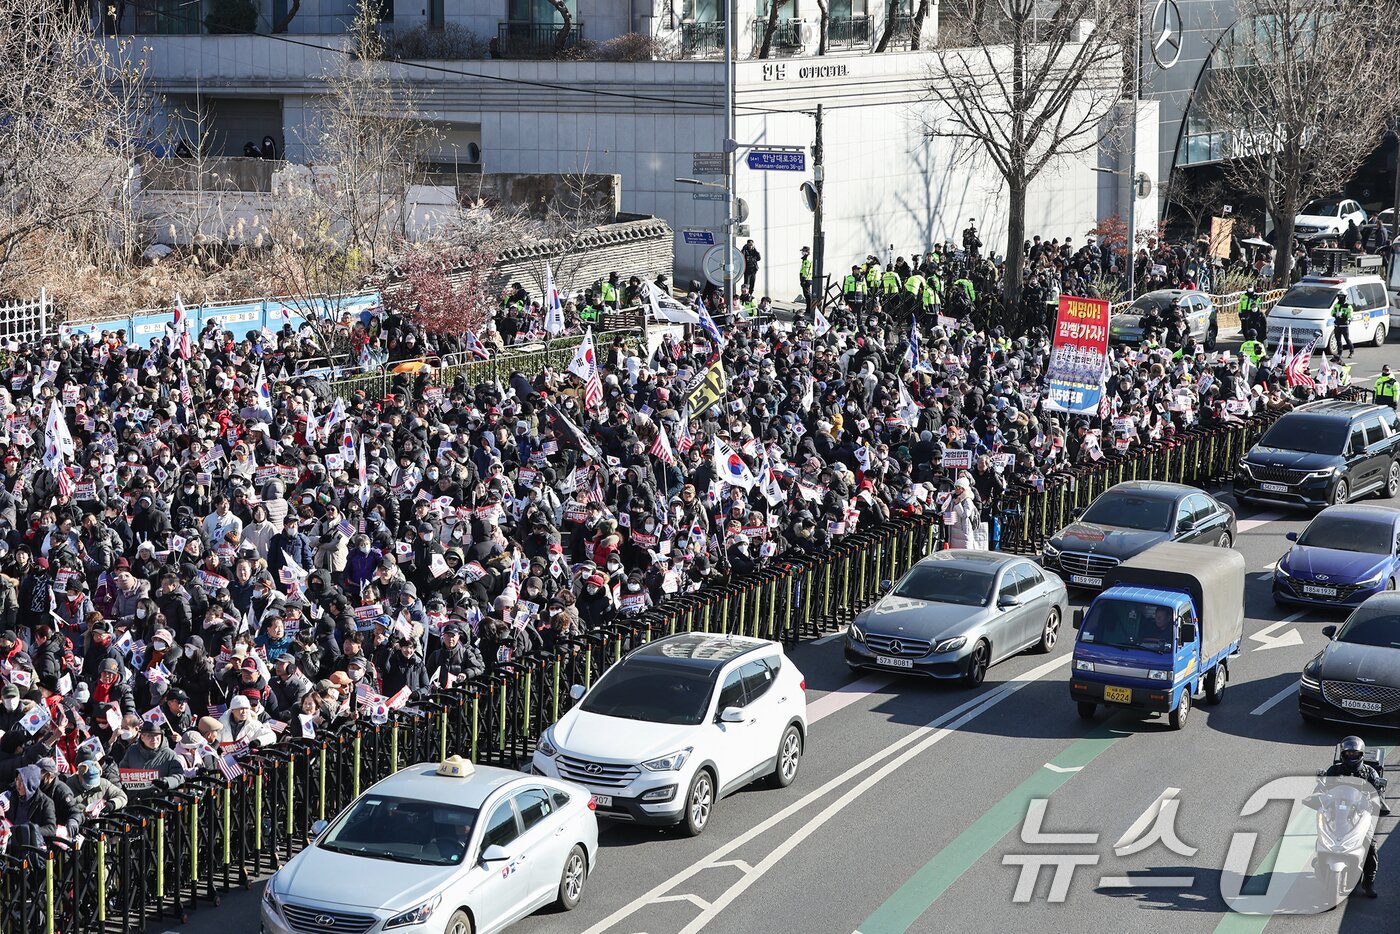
[855,724,1122,934]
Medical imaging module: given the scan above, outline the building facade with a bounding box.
[112,0,1153,295]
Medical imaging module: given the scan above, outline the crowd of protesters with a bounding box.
[0,221,1360,855]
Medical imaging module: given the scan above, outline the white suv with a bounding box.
[531,632,807,836]
[1294,197,1366,241]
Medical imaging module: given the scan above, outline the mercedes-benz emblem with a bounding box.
[584,763,604,775]
[1315,574,1329,581]
[1149,0,1183,69]
[888,639,904,655]
[315,916,336,927]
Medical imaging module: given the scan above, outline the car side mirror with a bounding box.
[1322,625,1337,639]
[998,593,1021,609]
[1072,608,1084,630]
[718,706,745,723]
[878,579,892,594]
[568,684,585,702]
[480,844,511,863]
[1178,622,1198,644]
[1285,531,1298,542]
[1176,518,1193,533]
[309,819,328,838]
[1071,507,1086,520]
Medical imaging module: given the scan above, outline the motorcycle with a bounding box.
[1305,745,1389,908]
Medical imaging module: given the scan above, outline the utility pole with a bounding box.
[723,0,735,319]
[811,103,825,312]
[1126,0,1141,301]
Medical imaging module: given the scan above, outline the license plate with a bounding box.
[591,794,614,807]
[1070,575,1103,588]
[1340,698,1382,713]
[1260,482,1288,493]
[876,656,914,669]
[1302,585,1338,597]
[1104,686,1132,704]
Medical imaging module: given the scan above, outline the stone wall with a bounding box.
[489,216,674,297]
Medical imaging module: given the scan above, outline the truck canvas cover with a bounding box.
[1101,542,1246,662]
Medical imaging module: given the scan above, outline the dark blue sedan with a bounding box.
[1273,505,1400,608]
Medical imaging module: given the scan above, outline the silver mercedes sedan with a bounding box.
[844,550,1070,685]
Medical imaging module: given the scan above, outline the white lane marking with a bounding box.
[1237,512,1285,533]
[813,627,848,645]
[1250,682,1299,716]
[1098,875,1198,888]
[652,895,712,909]
[1262,559,1279,572]
[578,655,1071,934]
[707,859,753,873]
[1043,763,1083,774]
[806,674,894,724]
[1250,617,1305,651]
[1114,788,1182,855]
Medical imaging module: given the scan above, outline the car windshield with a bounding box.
[1257,415,1348,455]
[1078,599,1178,654]
[1080,492,1174,532]
[1277,285,1339,310]
[1298,517,1395,554]
[318,795,479,866]
[1336,610,1400,649]
[1303,200,1341,217]
[892,563,995,606]
[579,662,715,725]
[1127,294,1174,314]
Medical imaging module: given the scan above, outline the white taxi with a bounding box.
[261,757,598,934]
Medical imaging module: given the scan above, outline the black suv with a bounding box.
[1235,400,1400,509]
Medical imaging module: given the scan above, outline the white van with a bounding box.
[1265,273,1390,354]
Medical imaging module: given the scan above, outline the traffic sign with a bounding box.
[746,150,806,172]
[683,230,716,246]
[692,152,726,175]
[692,192,726,202]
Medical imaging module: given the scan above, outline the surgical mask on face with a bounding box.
[118,729,136,741]
[586,586,600,596]
[152,639,167,652]
[358,544,370,554]
[136,607,146,619]
[184,646,196,659]
[349,669,363,681]
[2,698,17,711]
[627,583,640,592]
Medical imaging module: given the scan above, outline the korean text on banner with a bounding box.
[1043,294,1110,415]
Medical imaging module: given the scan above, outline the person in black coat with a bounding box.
[36,758,81,839]
[29,621,65,683]
[425,623,485,690]
[379,637,429,700]
[10,764,56,849]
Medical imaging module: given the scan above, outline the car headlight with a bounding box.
[1237,460,1253,477]
[536,727,558,758]
[642,747,693,772]
[848,623,866,644]
[1303,467,1337,481]
[262,882,283,920]
[1358,570,1387,588]
[1301,657,1322,689]
[933,636,967,654]
[1042,543,1061,559]
[1148,669,1171,681]
[384,895,441,929]
[1075,659,1095,672]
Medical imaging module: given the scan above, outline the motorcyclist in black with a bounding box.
[1322,736,1384,897]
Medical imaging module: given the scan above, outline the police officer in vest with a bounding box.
[843,265,866,312]
[600,273,620,311]
[1240,330,1265,369]
[1376,364,1398,409]
[799,247,813,306]
[1238,287,1263,337]
[1332,293,1355,358]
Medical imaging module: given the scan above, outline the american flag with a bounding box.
[53,747,74,775]
[649,424,677,466]
[56,465,75,500]
[1286,336,1318,390]
[696,297,727,353]
[218,753,244,781]
[676,415,695,453]
[500,551,525,605]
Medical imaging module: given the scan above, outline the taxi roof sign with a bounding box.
[436,755,475,778]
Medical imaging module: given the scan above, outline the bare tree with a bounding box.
[0,0,154,300]
[545,0,575,52]
[272,0,302,33]
[1163,167,1225,237]
[813,0,829,55]
[1198,0,1400,285]
[919,0,1132,320]
[874,0,904,53]
[261,0,437,322]
[757,0,792,58]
